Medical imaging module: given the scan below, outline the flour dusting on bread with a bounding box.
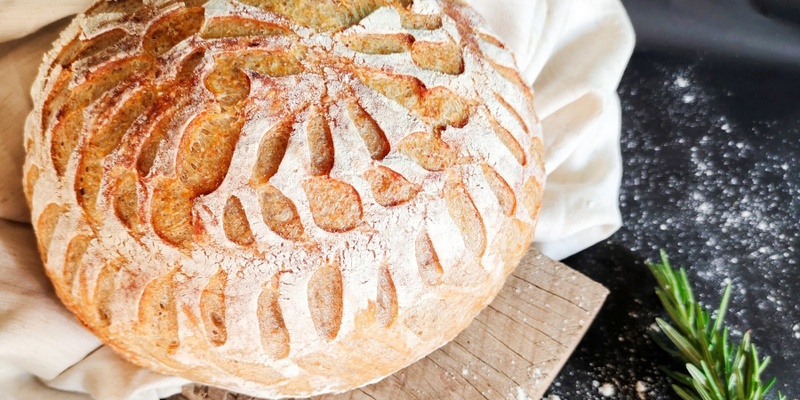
[25,0,544,397]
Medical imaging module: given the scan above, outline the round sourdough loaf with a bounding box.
[24,0,545,397]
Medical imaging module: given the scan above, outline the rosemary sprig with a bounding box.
[646,250,785,400]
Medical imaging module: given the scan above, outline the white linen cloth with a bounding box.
[0,0,634,399]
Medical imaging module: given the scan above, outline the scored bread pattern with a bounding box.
[25,0,545,397]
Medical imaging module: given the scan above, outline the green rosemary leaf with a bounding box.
[757,357,771,376]
[713,285,732,333]
[700,360,726,400]
[662,366,695,387]
[764,377,777,393]
[657,319,704,365]
[674,384,704,400]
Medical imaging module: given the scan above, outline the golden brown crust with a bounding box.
[24,0,545,397]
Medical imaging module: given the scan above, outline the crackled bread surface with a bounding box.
[24,0,545,397]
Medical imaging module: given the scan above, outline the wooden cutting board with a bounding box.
[171,249,608,400]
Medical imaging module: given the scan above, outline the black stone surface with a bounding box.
[620,0,800,68]
[544,53,800,399]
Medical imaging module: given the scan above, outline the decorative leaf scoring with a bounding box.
[177,112,242,196]
[258,276,291,359]
[202,17,294,39]
[138,271,180,354]
[204,49,304,109]
[76,87,155,223]
[400,11,443,30]
[345,98,390,160]
[56,29,128,67]
[95,258,124,327]
[235,0,409,32]
[415,228,443,285]
[481,164,516,216]
[306,104,335,176]
[85,0,144,18]
[303,177,363,233]
[521,177,543,221]
[529,137,545,173]
[487,58,535,111]
[341,33,414,54]
[215,49,305,79]
[223,196,255,246]
[258,185,305,241]
[114,170,143,237]
[24,165,40,209]
[376,263,398,327]
[205,63,251,107]
[444,171,486,257]
[137,57,204,177]
[485,108,526,165]
[411,40,464,75]
[307,263,344,341]
[183,0,209,7]
[137,107,178,178]
[52,57,151,177]
[200,270,228,347]
[151,178,194,247]
[253,116,294,185]
[494,92,529,134]
[356,69,423,111]
[419,86,471,128]
[143,7,205,57]
[52,34,83,68]
[70,57,153,111]
[356,69,472,128]
[51,110,82,177]
[364,166,419,207]
[41,70,73,131]
[36,203,66,264]
[477,32,505,49]
[397,131,456,172]
[64,235,94,291]
[177,49,207,81]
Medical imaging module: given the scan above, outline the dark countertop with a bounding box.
[545,52,800,399]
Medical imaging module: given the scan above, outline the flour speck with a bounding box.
[636,381,649,398]
[599,383,616,397]
[515,386,527,400]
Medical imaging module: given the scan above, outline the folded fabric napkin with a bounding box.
[0,1,634,399]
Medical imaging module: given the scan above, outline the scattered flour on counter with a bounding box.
[516,386,527,400]
[531,368,545,383]
[547,59,799,400]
